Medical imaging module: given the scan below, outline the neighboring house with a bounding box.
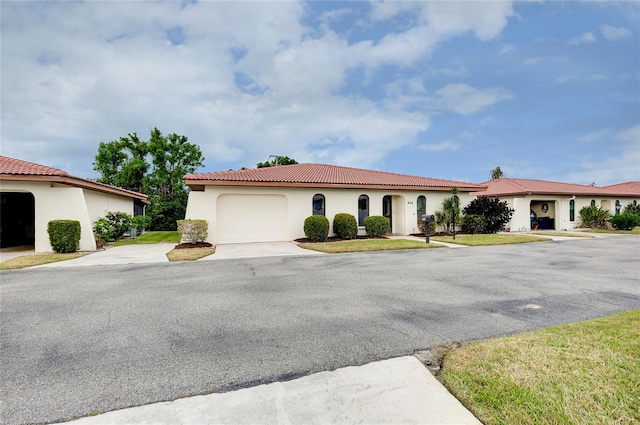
[0,155,148,252]
[184,163,486,245]
[472,178,640,232]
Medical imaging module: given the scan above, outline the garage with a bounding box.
[216,194,288,244]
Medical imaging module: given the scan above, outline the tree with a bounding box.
[490,166,504,180]
[462,196,514,234]
[256,156,298,168]
[93,128,204,231]
[435,188,462,234]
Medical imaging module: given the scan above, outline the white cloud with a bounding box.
[601,25,631,40]
[1,0,516,175]
[578,128,611,142]
[567,32,596,46]
[434,83,513,115]
[499,44,516,54]
[523,57,543,65]
[419,141,459,152]
[567,124,640,185]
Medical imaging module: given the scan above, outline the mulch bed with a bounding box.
[174,242,213,249]
[294,236,388,243]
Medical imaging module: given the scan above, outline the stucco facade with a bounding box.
[1,156,147,252]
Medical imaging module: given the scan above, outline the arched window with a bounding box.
[417,195,426,222]
[358,195,369,226]
[569,199,575,222]
[615,200,621,215]
[312,194,325,216]
[591,200,596,207]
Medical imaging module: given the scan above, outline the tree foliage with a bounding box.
[256,156,298,168]
[462,196,514,234]
[93,128,204,230]
[435,188,462,234]
[490,166,504,180]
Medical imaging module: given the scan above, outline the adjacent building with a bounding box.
[0,155,148,252]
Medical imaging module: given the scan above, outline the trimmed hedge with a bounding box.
[610,213,640,231]
[304,215,330,241]
[177,219,208,243]
[333,213,358,239]
[48,220,81,253]
[363,215,389,237]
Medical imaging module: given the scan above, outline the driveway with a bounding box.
[1,235,639,425]
[202,241,325,260]
[37,243,175,267]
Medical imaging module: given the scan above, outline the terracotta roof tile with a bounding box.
[0,155,70,177]
[604,181,640,194]
[185,163,485,191]
[472,178,640,197]
[0,155,148,202]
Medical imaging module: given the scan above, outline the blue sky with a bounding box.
[1,1,638,185]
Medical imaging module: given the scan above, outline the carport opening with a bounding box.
[530,200,556,230]
[1,192,36,249]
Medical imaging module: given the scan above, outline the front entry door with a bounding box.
[382,195,392,233]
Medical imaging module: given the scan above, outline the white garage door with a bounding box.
[217,195,288,244]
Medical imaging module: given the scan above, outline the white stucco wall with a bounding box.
[504,195,639,231]
[83,189,134,225]
[1,180,139,252]
[185,185,474,245]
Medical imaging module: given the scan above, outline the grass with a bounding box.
[531,231,594,238]
[577,227,640,235]
[439,310,640,425]
[298,238,443,253]
[166,247,215,261]
[0,252,87,270]
[111,231,180,246]
[431,234,550,246]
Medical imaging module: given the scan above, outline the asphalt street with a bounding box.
[1,236,639,425]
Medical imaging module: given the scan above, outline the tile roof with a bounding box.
[604,181,640,194]
[0,155,148,202]
[473,178,640,197]
[0,155,70,177]
[185,163,486,191]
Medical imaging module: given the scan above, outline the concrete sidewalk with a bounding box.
[36,243,174,267]
[57,356,481,425]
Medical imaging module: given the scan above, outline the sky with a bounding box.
[1,1,639,186]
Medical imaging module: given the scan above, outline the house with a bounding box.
[184,163,486,245]
[0,155,148,252]
[472,178,640,231]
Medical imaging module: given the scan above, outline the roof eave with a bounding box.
[184,180,486,192]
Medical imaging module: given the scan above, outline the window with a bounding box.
[615,200,621,215]
[417,195,426,222]
[591,199,596,207]
[312,194,325,216]
[569,199,575,222]
[358,195,369,226]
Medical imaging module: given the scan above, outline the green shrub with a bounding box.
[177,219,208,243]
[147,195,187,231]
[304,215,330,242]
[578,205,611,229]
[333,213,358,239]
[462,214,486,234]
[363,215,389,237]
[623,202,640,216]
[48,220,81,253]
[131,215,151,232]
[93,211,132,242]
[610,213,640,231]
[462,196,513,233]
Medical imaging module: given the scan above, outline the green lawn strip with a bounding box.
[439,310,640,425]
[298,238,443,253]
[531,231,594,238]
[111,231,180,246]
[577,227,640,235]
[431,234,551,246]
[166,247,215,261]
[0,252,88,270]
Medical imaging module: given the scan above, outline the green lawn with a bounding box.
[440,310,640,425]
[578,227,640,235]
[166,247,215,261]
[111,231,180,246]
[431,234,550,246]
[298,238,444,253]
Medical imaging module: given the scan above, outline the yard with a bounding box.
[439,310,640,424]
